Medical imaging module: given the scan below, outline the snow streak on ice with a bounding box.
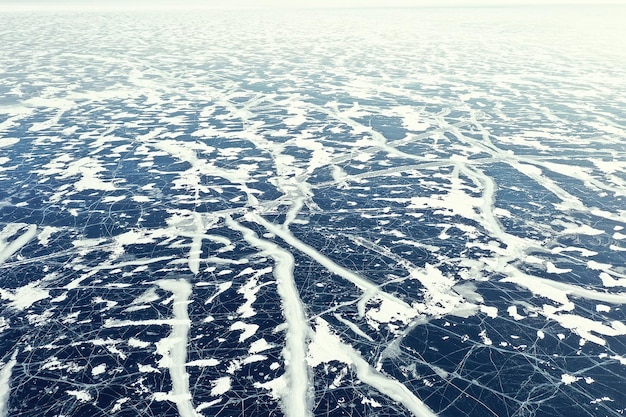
[1,5,626,417]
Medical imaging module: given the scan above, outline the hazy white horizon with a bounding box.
[2,0,626,9]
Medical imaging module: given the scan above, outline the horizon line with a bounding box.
[2,0,626,11]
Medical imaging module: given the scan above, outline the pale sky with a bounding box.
[236,0,625,5]
[2,0,626,12]
[3,0,626,5]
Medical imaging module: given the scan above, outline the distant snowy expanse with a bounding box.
[1,5,626,417]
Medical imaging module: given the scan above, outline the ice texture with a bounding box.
[1,5,626,417]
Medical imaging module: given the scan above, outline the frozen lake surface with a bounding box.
[1,5,626,417]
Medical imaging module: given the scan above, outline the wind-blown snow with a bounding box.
[1,5,626,417]
[0,350,17,417]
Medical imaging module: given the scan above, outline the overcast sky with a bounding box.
[3,0,626,5]
[2,0,626,12]
[194,0,623,5]
[230,0,623,4]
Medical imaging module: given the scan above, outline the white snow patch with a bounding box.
[91,364,106,376]
[154,279,197,417]
[613,232,626,240]
[0,223,37,265]
[507,305,525,321]
[111,397,129,413]
[138,364,161,373]
[480,305,498,319]
[128,337,151,348]
[590,397,613,404]
[187,359,220,367]
[67,389,92,402]
[229,321,259,342]
[588,260,612,271]
[58,157,117,192]
[542,305,626,346]
[0,281,50,311]
[308,318,437,417]
[610,355,626,365]
[37,226,60,246]
[196,399,222,412]
[361,396,383,408]
[225,216,312,417]
[254,376,288,400]
[478,329,493,346]
[0,138,19,149]
[249,338,274,354]
[546,262,572,274]
[0,350,18,417]
[243,354,267,364]
[561,374,580,385]
[210,377,231,396]
[551,246,598,257]
[561,224,604,236]
[102,195,126,203]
